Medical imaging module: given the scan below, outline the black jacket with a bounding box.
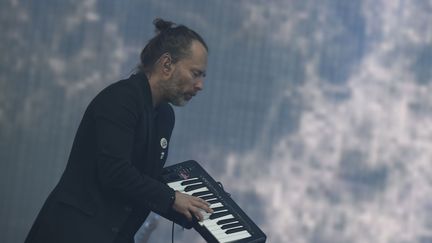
[25,72,176,243]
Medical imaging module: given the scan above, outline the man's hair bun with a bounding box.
[138,17,208,73]
[153,18,175,33]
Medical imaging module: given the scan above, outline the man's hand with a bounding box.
[172,191,214,221]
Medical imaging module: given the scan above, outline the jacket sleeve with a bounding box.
[91,85,175,215]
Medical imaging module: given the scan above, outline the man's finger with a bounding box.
[194,196,208,203]
[190,207,204,221]
[192,199,214,213]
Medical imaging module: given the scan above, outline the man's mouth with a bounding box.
[185,93,196,100]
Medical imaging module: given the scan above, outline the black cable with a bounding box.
[217,181,230,197]
[172,221,175,243]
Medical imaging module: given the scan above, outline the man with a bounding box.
[25,18,213,243]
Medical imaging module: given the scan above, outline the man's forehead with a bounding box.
[190,41,207,56]
[182,44,207,66]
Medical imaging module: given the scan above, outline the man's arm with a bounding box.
[92,84,212,219]
[93,85,174,214]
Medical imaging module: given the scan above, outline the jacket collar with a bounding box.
[134,71,153,108]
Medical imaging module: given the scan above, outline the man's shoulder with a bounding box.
[88,74,147,111]
[102,75,141,96]
[96,74,146,100]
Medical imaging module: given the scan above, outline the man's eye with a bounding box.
[192,72,200,78]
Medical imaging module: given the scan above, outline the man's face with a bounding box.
[161,41,208,106]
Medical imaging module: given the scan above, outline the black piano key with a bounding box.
[200,195,216,200]
[181,178,201,186]
[226,226,247,234]
[211,206,226,212]
[184,183,204,192]
[192,191,211,197]
[217,218,238,225]
[221,222,243,230]
[209,211,230,220]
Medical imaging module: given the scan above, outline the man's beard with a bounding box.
[169,93,188,107]
[160,78,189,107]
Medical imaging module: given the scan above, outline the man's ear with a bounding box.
[160,53,173,74]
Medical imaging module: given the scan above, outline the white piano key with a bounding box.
[211,209,229,214]
[223,232,252,242]
[199,214,234,227]
[210,202,223,208]
[208,227,245,240]
[206,221,239,230]
[196,192,214,198]
[167,178,199,188]
[212,225,243,237]
[183,186,209,195]
[206,218,238,227]
[219,231,252,243]
[167,178,202,191]
[199,192,217,200]
[217,230,252,243]
[198,209,212,221]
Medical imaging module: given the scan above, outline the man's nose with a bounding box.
[194,78,204,91]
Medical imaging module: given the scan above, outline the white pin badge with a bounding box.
[160,138,168,149]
